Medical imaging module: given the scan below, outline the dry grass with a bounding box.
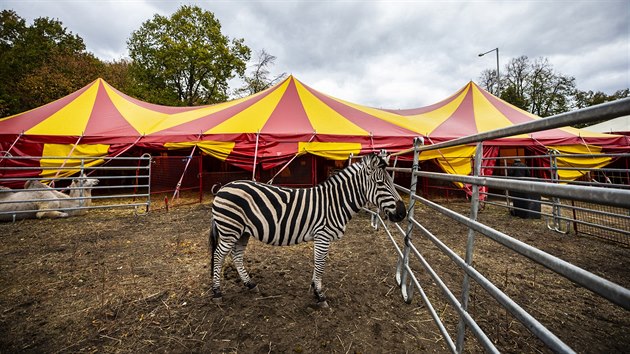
[0,198,628,353]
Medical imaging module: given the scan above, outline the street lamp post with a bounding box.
[478,47,500,95]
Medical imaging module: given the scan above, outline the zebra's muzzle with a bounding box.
[387,200,407,222]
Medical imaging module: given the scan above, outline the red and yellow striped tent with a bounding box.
[387,81,630,181]
[2,77,627,187]
[0,76,421,183]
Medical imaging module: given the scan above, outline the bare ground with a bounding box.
[0,198,628,353]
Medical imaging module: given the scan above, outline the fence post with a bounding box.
[547,149,570,233]
[503,158,510,208]
[396,137,423,303]
[455,141,483,353]
[145,154,152,213]
[79,158,86,207]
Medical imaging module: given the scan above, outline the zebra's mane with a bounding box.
[318,161,364,188]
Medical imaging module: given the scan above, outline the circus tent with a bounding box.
[2,76,628,188]
[584,115,630,135]
[0,76,421,183]
[386,81,630,182]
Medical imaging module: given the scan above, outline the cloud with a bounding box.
[2,0,628,108]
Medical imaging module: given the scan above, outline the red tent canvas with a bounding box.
[0,76,421,184]
[386,81,630,186]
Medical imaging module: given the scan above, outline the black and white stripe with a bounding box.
[209,153,406,306]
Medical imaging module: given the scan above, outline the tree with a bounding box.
[102,58,134,93]
[235,49,287,97]
[573,88,629,128]
[478,69,500,97]
[481,55,576,117]
[127,5,251,106]
[500,55,530,110]
[574,88,629,109]
[0,10,101,116]
[16,52,103,111]
[528,57,575,117]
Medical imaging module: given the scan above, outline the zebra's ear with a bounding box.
[380,154,391,166]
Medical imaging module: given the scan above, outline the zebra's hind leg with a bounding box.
[211,237,236,304]
[232,234,259,293]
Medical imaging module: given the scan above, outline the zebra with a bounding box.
[209,153,406,307]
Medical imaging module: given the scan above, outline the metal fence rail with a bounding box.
[480,151,630,244]
[0,155,151,221]
[380,98,630,353]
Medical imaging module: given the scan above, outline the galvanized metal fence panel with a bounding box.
[374,98,630,353]
[480,151,630,244]
[0,155,151,221]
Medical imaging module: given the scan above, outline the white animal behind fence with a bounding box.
[0,174,99,221]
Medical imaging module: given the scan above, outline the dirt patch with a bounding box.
[0,199,628,353]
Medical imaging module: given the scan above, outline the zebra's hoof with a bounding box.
[245,281,259,293]
[212,289,223,304]
[248,284,260,293]
[316,300,330,309]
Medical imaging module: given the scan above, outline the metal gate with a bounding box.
[371,99,630,353]
[0,155,151,221]
[480,151,630,246]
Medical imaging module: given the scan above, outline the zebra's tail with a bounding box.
[209,219,219,273]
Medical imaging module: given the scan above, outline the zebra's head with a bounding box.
[362,153,406,222]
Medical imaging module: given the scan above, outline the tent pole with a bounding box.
[172,134,202,202]
[252,130,260,181]
[0,131,23,165]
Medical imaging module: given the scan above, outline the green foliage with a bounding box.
[573,89,629,128]
[498,84,528,111]
[101,59,134,94]
[480,55,629,120]
[574,88,629,109]
[0,10,102,116]
[127,5,251,106]
[482,55,577,117]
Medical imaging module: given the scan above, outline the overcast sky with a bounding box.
[3,0,629,108]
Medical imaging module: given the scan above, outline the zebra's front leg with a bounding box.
[232,234,259,293]
[311,238,331,308]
